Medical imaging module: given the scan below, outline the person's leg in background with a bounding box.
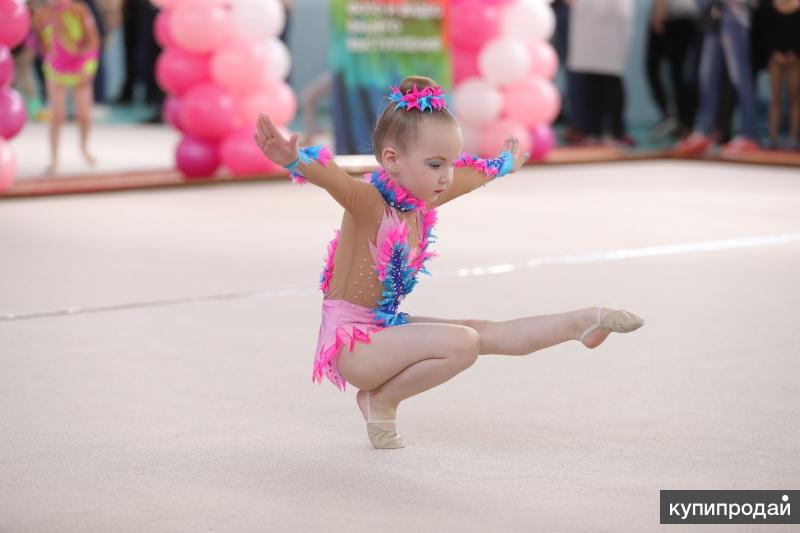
[666,18,698,136]
[645,13,674,137]
[115,0,136,103]
[141,1,165,122]
[551,0,570,125]
[715,65,737,145]
[82,0,107,104]
[44,77,67,174]
[767,52,787,148]
[608,74,632,147]
[787,53,800,149]
[74,77,96,164]
[718,6,759,154]
[583,72,603,142]
[675,24,723,155]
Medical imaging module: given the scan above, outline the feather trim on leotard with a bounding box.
[408,208,439,276]
[368,209,417,326]
[367,167,428,212]
[285,144,334,185]
[313,323,377,392]
[319,229,340,293]
[454,150,514,180]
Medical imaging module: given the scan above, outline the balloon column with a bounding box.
[448,0,558,161]
[0,0,31,192]
[152,0,293,178]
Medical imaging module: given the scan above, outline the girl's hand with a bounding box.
[503,136,530,173]
[254,113,301,166]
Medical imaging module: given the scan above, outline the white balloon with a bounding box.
[500,0,555,42]
[261,38,291,81]
[477,38,531,87]
[452,77,503,125]
[232,0,285,42]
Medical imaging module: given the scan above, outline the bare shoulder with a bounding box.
[357,176,387,221]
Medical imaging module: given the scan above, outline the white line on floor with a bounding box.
[3,232,800,321]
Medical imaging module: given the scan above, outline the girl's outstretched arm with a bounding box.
[254,113,377,218]
[432,136,529,208]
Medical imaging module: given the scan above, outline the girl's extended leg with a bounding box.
[407,306,608,355]
[45,77,67,174]
[74,80,96,165]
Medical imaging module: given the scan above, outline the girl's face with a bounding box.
[382,119,463,204]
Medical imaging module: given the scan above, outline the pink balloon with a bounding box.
[447,0,500,51]
[238,79,296,129]
[0,87,26,140]
[0,137,15,192]
[0,0,30,49]
[175,135,220,178]
[529,124,555,160]
[452,47,480,85]
[210,40,267,95]
[162,95,184,131]
[155,47,211,96]
[154,9,177,49]
[170,0,232,54]
[180,83,236,141]
[478,119,531,158]
[0,45,14,88]
[529,41,558,79]
[501,77,561,128]
[220,127,284,176]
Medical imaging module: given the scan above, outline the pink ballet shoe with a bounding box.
[365,390,405,449]
[578,307,645,347]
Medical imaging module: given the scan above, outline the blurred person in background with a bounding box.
[552,0,587,144]
[645,0,700,140]
[675,0,759,156]
[32,0,101,173]
[115,0,161,112]
[760,0,800,149]
[567,0,636,148]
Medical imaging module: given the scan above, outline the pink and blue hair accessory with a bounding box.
[388,84,448,112]
[454,150,514,180]
[284,144,334,184]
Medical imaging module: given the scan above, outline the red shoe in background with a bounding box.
[719,136,760,157]
[674,131,713,156]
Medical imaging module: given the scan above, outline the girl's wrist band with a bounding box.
[282,144,335,185]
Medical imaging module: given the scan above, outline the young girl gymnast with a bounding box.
[254,75,645,450]
[32,0,101,174]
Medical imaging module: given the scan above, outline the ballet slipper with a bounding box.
[578,306,645,347]
[365,390,405,449]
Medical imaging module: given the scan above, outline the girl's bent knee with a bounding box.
[453,326,480,367]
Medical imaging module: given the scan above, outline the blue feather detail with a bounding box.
[372,240,418,327]
[284,144,329,182]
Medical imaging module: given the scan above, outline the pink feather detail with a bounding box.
[454,153,499,178]
[409,207,439,273]
[318,145,334,166]
[313,324,379,391]
[319,229,341,293]
[368,208,406,280]
[372,168,428,211]
[290,174,308,185]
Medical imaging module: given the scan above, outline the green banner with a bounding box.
[330,0,452,154]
